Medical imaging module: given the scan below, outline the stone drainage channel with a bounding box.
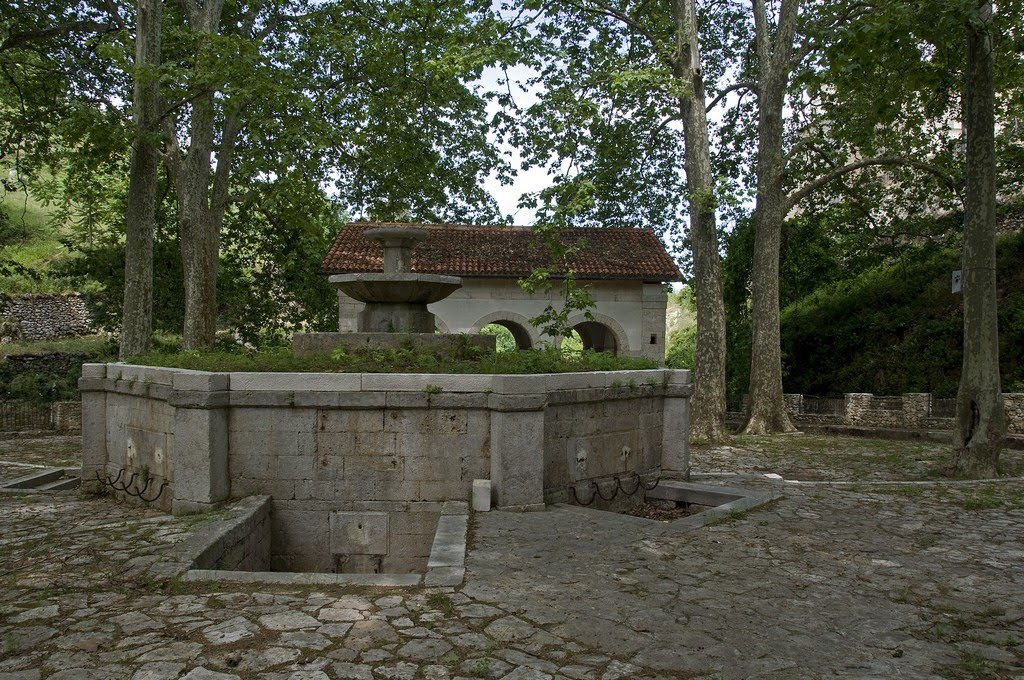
[558,478,776,533]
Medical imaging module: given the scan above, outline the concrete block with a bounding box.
[664,369,692,385]
[295,479,335,501]
[335,392,388,409]
[315,432,354,464]
[80,391,107,484]
[273,504,328,550]
[441,500,468,515]
[490,409,544,509]
[172,406,229,513]
[291,391,343,408]
[330,511,388,555]
[385,409,468,435]
[427,514,467,568]
[353,431,397,455]
[489,374,550,394]
[360,373,494,393]
[229,372,361,392]
[277,454,314,480]
[80,363,107,379]
[661,397,691,475]
[403,454,461,482]
[230,407,313,433]
[231,429,298,460]
[318,410,384,433]
[487,394,547,412]
[116,364,176,386]
[172,370,229,392]
[472,479,491,512]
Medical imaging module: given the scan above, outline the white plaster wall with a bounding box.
[336,278,669,361]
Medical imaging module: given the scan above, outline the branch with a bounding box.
[706,81,757,111]
[752,0,771,72]
[161,116,182,188]
[211,105,245,221]
[0,21,118,52]
[562,0,659,49]
[785,156,962,213]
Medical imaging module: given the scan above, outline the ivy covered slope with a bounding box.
[780,207,1024,397]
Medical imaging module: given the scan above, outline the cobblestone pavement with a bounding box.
[0,435,80,480]
[1,434,1023,679]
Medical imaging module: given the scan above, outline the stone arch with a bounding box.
[566,312,629,355]
[434,317,450,334]
[471,311,539,350]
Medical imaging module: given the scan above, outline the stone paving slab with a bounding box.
[2,434,1023,679]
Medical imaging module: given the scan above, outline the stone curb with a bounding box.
[550,480,777,536]
[164,495,471,589]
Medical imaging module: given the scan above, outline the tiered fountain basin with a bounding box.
[80,363,692,576]
[294,225,495,356]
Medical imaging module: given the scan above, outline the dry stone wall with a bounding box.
[728,392,1024,434]
[0,293,92,341]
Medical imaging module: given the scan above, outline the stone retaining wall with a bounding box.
[148,495,272,580]
[81,365,692,573]
[0,293,92,341]
[727,392,1024,434]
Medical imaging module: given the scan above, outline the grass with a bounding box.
[130,343,660,375]
[426,591,455,616]
[0,334,114,359]
[0,177,86,294]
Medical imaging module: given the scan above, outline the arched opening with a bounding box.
[572,321,618,354]
[561,330,583,354]
[481,321,532,351]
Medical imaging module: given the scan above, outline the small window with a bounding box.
[650,334,657,345]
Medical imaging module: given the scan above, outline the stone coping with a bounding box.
[552,481,776,535]
[169,496,471,588]
[84,363,692,394]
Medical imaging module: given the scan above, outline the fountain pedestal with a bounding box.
[293,226,495,356]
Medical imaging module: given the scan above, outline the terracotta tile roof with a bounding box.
[320,222,682,282]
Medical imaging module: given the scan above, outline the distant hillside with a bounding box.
[780,205,1024,397]
[1,170,83,294]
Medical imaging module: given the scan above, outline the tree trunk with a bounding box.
[744,0,798,435]
[176,91,218,350]
[673,0,728,443]
[952,0,1006,477]
[119,0,161,359]
[178,187,219,350]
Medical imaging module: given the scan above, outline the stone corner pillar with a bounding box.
[488,394,546,512]
[902,393,931,429]
[661,370,692,479]
[783,393,803,415]
[78,363,109,493]
[170,371,230,515]
[844,393,872,426]
[640,283,668,362]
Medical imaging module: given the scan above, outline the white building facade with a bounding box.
[323,223,680,362]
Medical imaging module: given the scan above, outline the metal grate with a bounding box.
[725,395,747,413]
[0,402,52,432]
[930,397,958,419]
[802,397,845,415]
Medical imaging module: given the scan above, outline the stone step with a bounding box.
[37,476,81,491]
[0,467,65,489]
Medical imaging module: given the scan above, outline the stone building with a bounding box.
[320,222,681,361]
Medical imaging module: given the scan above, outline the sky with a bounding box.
[478,63,547,224]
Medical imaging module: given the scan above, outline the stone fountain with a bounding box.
[293,226,495,355]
